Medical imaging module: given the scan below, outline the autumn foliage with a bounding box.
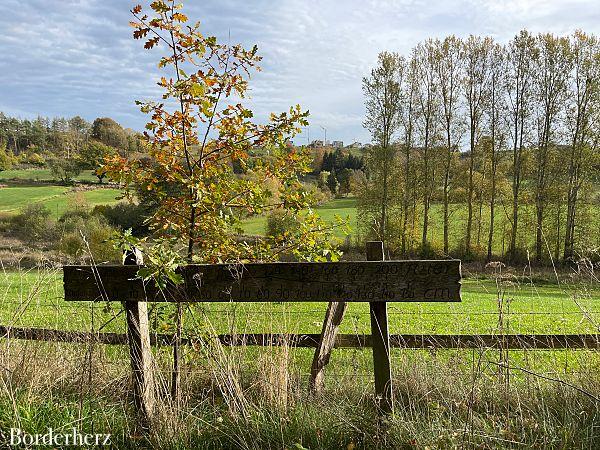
[105,0,341,264]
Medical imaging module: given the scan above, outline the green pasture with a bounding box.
[0,168,99,182]
[0,185,121,217]
[242,197,357,236]
[243,197,600,256]
[1,268,598,337]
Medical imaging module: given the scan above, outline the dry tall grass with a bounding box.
[0,260,599,449]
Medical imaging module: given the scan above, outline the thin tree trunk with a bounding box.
[401,140,411,255]
[509,109,524,262]
[421,126,430,252]
[466,127,475,255]
[535,202,544,263]
[554,202,561,262]
[487,185,496,261]
[381,155,388,245]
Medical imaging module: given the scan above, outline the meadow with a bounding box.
[242,197,357,236]
[0,167,99,182]
[1,265,600,448]
[243,197,600,258]
[0,183,121,217]
[2,267,599,336]
[2,176,600,448]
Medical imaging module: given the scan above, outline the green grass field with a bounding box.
[0,185,121,217]
[242,197,357,236]
[2,269,598,336]
[2,268,599,448]
[0,168,99,182]
[243,197,600,257]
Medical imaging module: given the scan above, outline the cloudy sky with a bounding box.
[1,0,599,144]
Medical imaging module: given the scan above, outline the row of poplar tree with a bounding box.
[358,30,600,263]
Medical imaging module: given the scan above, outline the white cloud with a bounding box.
[0,0,599,144]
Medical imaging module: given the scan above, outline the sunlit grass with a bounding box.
[0,186,121,217]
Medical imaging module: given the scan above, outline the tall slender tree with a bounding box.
[505,30,537,261]
[434,36,463,254]
[414,41,439,253]
[463,35,493,256]
[564,31,600,260]
[533,33,571,262]
[399,55,419,254]
[362,51,404,245]
[486,42,506,261]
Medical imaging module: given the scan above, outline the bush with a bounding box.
[94,202,149,236]
[0,212,12,233]
[266,209,300,238]
[450,239,487,261]
[302,182,331,205]
[19,152,46,166]
[11,204,53,244]
[56,213,120,262]
[415,241,445,259]
[0,144,16,171]
[48,157,82,183]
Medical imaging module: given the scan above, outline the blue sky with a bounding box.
[1,0,599,145]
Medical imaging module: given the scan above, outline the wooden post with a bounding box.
[309,300,347,393]
[366,241,393,414]
[123,248,155,428]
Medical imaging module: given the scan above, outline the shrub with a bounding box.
[450,239,487,261]
[266,209,300,238]
[56,213,120,262]
[415,241,445,259]
[0,143,15,171]
[20,152,46,166]
[0,212,12,233]
[93,202,149,236]
[302,182,331,205]
[11,204,53,244]
[48,157,82,184]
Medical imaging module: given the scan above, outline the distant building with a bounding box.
[346,141,362,149]
[309,140,324,148]
[331,140,343,149]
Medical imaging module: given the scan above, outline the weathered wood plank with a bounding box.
[2,326,599,349]
[123,249,155,429]
[309,301,348,393]
[64,260,462,303]
[367,241,393,414]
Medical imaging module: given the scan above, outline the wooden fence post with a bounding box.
[123,248,155,429]
[366,241,393,414]
[309,300,347,393]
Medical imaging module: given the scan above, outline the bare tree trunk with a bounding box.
[554,202,562,262]
[401,137,412,255]
[564,144,579,260]
[487,119,498,262]
[535,201,544,263]
[487,182,496,261]
[421,130,430,252]
[466,127,475,255]
[443,148,450,254]
[380,153,388,245]
[509,113,524,262]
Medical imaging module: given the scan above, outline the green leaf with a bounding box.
[293,444,310,450]
[190,83,205,97]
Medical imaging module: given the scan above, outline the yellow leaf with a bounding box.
[190,83,205,97]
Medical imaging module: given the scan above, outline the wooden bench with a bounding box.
[63,241,461,422]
